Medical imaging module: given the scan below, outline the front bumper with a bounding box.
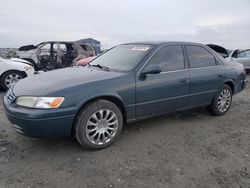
[3,94,77,138]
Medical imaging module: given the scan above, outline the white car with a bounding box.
[0,57,34,90]
[226,49,250,74]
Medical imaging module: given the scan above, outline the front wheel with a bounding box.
[0,70,25,91]
[74,100,123,150]
[208,85,233,116]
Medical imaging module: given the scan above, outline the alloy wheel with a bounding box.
[217,89,231,113]
[5,73,22,88]
[86,109,118,145]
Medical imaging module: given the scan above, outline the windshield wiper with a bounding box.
[91,64,110,71]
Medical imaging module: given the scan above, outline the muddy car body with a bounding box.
[16,41,96,71]
[4,41,247,150]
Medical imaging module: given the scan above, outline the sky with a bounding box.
[0,0,250,49]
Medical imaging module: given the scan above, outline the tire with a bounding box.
[208,84,233,116]
[74,100,123,150]
[0,70,25,91]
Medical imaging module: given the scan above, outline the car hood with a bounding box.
[0,57,32,67]
[207,44,229,58]
[13,66,124,96]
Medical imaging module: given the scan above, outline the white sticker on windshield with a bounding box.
[131,46,150,51]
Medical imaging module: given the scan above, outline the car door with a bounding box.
[39,43,54,66]
[185,45,224,107]
[135,45,190,118]
[233,50,250,70]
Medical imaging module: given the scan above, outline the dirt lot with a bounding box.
[0,76,249,188]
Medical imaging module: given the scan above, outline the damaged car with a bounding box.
[226,49,250,74]
[207,44,250,74]
[0,57,34,90]
[206,44,229,58]
[16,41,96,71]
[75,56,97,66]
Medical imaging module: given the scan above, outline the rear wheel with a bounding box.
[0,70,25,91]
[208,84,232,116]
[74,100,123,150]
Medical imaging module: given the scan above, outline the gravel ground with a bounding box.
[0,76,249,188]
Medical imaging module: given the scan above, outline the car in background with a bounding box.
[207,44,229,58]
[226,49,250,74]
[3,41,247,150]
[74,49,111,66]
[15,41,96,71]
[0,57,34,90]
[75,56,97,66]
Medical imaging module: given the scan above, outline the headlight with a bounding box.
[16,96,64,109]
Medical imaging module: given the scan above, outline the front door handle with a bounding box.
[180,78,189,83]
[218,74,223,77]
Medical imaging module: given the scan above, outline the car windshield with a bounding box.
[90,44,152,71]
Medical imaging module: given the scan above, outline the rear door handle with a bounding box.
[180,78,189,83]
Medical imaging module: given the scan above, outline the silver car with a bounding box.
[227,49,250,74]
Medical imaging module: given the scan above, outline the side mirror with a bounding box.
[140,65,161,77]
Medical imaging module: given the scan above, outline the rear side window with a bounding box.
[147,45,184,72]
[186,46,216,68]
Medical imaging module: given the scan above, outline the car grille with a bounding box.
[6,88,16,104]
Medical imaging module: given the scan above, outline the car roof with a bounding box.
[122,41,203,46]
[39,41,74,44]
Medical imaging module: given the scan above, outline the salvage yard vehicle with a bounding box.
[206,44,229,58]
[226,49,250,74]
[16,41,96,71]
[75,56,96,66]
[3,41,247,150]
[0,57,34,91]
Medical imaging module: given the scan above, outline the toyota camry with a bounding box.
[3,41,247,150]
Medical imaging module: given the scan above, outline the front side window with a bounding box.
[39,43,51,56]
[238,50,250,58]
[186,45,216,68]
[90,44,152,71]
[146,45,184,72]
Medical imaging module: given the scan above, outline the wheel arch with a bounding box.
[71,95,127,135]
[223,80,235,94]
[0,70,27,90]
[0,69,27,79]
